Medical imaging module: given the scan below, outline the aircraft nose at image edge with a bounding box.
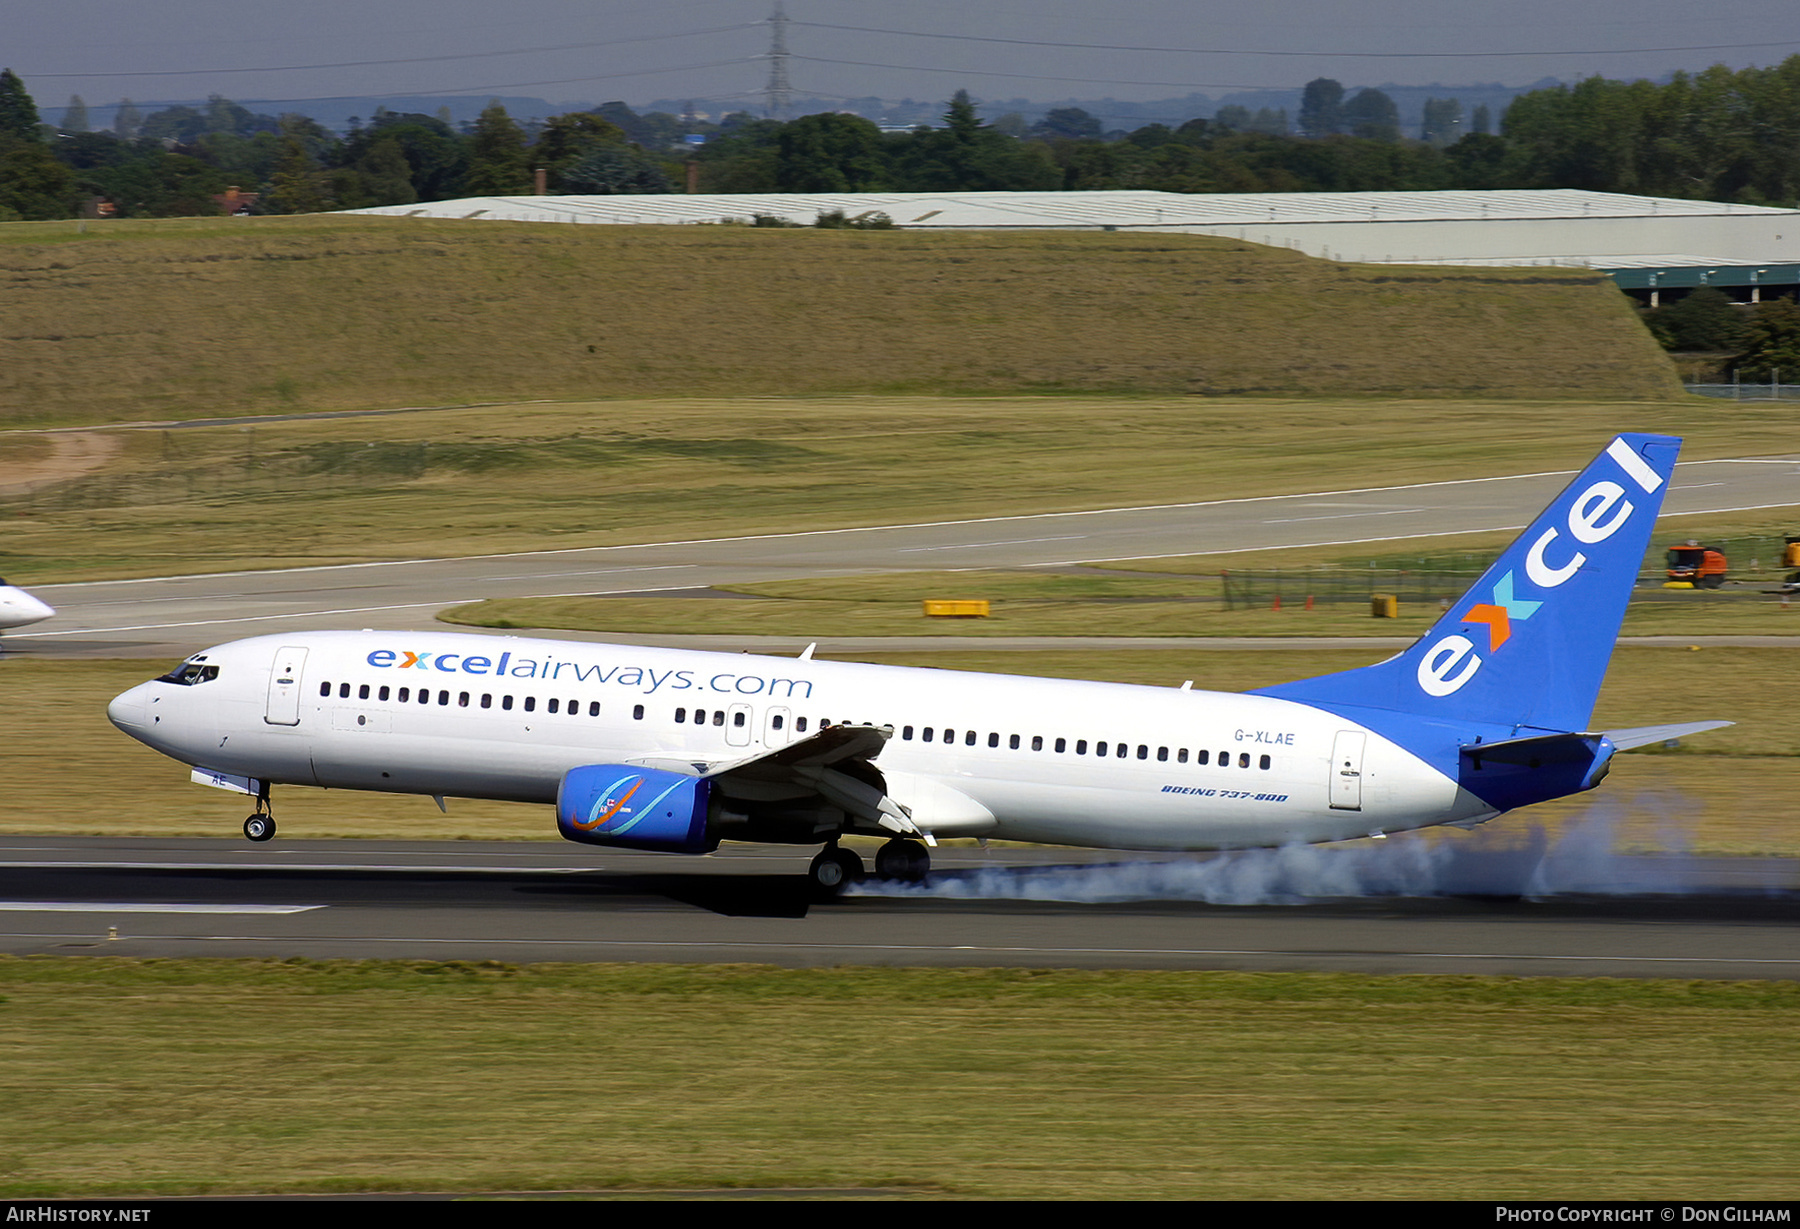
[0,580,55,629]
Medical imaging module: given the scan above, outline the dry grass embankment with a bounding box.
[0,214,1678,427]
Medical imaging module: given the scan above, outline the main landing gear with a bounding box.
[243,789,276,842]
[875,838,929,884]
[808,838,931,899]
[808,844,863,898]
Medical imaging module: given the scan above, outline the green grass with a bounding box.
[5,394,1793,584]
[0,959,1793,1199]
[0,216,1678,430]
[441,561,1800,639]
[5,648,1786,853]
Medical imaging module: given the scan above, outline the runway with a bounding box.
[7,453,1800,981]
[3,837,1795,978]
[11,454,1800,659]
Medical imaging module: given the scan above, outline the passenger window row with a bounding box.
[311,684,1272,769]
[898,724,1272,769]
[674,707,749,731]
[316,681,646,720]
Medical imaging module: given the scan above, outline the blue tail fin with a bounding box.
[1252,434,1680,735]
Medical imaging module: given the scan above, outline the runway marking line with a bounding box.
[0,902,324,914]
[0,861,600,874]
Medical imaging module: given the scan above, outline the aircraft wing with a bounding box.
[630,724,929,840]
[627,723,890,779]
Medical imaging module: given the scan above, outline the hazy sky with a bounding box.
[11,0,1800,112]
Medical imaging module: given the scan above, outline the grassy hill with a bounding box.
[0,214,1679,425]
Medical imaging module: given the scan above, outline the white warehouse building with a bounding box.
[348,188,1798,269]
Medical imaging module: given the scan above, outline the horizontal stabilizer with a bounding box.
[1455,720,1731,813]
[1462,732,1606,767]
[1603,720,1734,751]
[1458,732,1614,811]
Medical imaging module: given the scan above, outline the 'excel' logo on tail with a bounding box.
[1415,439,1664,699]
[1461,572,1541,652]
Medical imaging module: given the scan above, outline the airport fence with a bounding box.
[1685,378,1800,401]
[1219,535,1800,612]
[1217,568,1480,612]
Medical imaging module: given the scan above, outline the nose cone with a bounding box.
[0,587,54,630]
[108,683,149,734]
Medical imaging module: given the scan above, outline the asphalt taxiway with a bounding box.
[10,454,1800,658]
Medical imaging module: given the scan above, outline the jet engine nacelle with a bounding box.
[556,765,717,854]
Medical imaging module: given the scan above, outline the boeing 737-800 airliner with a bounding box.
[107,434,1726,895]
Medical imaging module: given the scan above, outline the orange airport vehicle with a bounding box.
[1782,536,1800,594]
[1665,540,1728,589]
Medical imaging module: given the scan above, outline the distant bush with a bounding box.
[1640,287,1746,352]
[814,209,894,229]
[1733,298,1800,380]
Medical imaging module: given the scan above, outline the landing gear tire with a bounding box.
[243,813,276,842]
[876,838,930,883]
[808,846,863,899]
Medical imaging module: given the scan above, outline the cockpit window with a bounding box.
[155,662,220,686]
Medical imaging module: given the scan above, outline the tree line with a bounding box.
[1641,288,1800,379]
[5,57,1800,221]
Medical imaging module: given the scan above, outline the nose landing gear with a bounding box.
[243,789,275,842]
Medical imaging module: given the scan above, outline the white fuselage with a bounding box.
[108,629,1494,850]
[0,583,54,630]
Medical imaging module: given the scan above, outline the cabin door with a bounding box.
[1328,730,1365,811]
[764,706,792,747]
[265,646,308,726]
[726,703,753,747]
